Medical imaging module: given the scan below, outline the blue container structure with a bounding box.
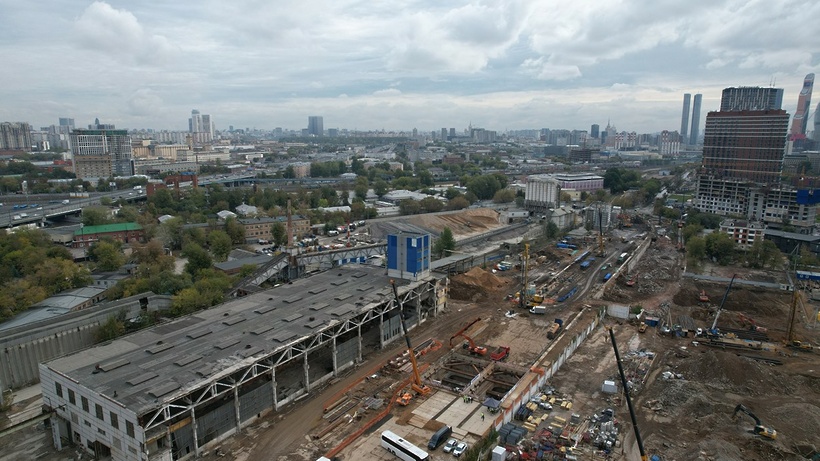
[387,233,431,281]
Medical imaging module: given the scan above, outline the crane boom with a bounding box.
[449,318,487,355]
[609,328,648,461]
[710,274,738,332]
[390,280,431,396]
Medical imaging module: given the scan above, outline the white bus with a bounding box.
[381,430,430,461]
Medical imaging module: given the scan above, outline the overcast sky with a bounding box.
[1,0,818,134]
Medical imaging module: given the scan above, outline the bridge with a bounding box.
[1,191,147,229]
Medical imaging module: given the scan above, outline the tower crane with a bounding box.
[390,280,431,405]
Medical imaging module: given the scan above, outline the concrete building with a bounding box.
[719,219,765,249]
[790,73,815,139]
[701,110,789,184]
[40,265,445,460]
[695,176,817,233]
[552,173,604,192]
[73,223,145,248]
[70,128,134,179]
[525,175,560,212]
[720,87,784,111]
[387,232,431,281]
[238,215,311,242]
[189,110,214,144]
[0,121,32,150]
[569,147,594,163]
[690,93,702,145]
[659,130,681,156]
[308,116,324,137]
[680,93,691,140]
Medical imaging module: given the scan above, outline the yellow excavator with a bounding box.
[732,404,777,440]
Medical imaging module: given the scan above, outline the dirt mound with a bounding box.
[449,267,507,301]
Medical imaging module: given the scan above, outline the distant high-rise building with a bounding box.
[689,94,702,145]
[441,128,447,140]
[701,109,789,184]
[814,103,820,142]
[590,124,600,139]
[307,116,323,136]
[59,118,75,129]
[449,128,456,139]
[680,93,691,139]
[189,109,214,143]
[720,87,784,111]
[790,73,815,139]
[0,122,32,150]
[70,127,134,179]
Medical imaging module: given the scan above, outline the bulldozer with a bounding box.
[733,404,777,440]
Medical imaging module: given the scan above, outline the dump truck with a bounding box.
[490,346,510,361]
[547,319,564,339]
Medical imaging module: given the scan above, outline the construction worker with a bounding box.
[481,412,485,421]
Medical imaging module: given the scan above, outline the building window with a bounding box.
[55,382,63,398]
[110,412,119,429]
[68,389,76,405]
[95,404,104,420]
[126,421,135,438]
[81,396,89,412]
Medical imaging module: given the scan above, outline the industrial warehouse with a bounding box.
[39,246,445,460]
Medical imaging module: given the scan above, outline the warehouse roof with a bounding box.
[44,265,408,415]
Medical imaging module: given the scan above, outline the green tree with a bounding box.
[95,314,125,343]
[373,180,389,197]
[682,224,703,242]
[271,222,287,246]
[544,221,559,240]
[157,218,185,251]
[745,239,780,269]
[82,207,110,226]
[419,197,443,213]
[208,230,233,262]
[225,217,245,244]
[492,189,516,203]
[445,196,470,211]
[432,227,456,258]
[686,235,706,264]
[88,240,126,271]
[399,200,421,215]
[182,242,213,277]
[705,232,735,265]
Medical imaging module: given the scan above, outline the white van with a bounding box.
[529,306,547,315]
[327,230,339,236]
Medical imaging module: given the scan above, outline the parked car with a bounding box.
[453,442,468,457]
[442,438,457,453]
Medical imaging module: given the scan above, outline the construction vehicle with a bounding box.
[708,274,737,337]
[490,346,510,361]
[626,273,638,287]
[787,340,814,352]
[698,290,710,303]
[737,313,768,333]
[390,280,432,405]
[449,318,488,355]
[732,404,777,439]
[546,319,564,340]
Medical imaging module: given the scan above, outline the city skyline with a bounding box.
[1,1,818,133]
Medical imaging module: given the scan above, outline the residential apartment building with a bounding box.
[694,176,817,234]
[719,219,765,249]
[0,122,32,150]
[70,128,134,179]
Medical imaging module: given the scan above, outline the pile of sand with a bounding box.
[449,267,507,301]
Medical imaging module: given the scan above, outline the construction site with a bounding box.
[2,209,820,461]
